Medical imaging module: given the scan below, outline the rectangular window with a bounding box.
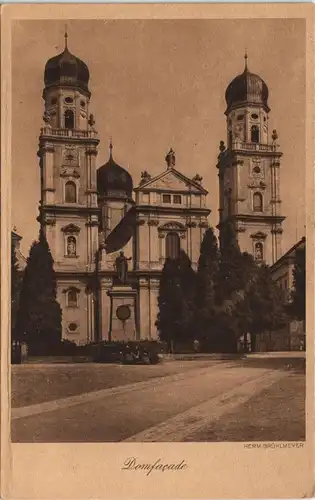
[162,194,171,203]
[173,195,182,204]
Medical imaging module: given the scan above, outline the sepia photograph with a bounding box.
[2,5,313,498]
[9,15,308,445]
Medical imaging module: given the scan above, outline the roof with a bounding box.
[270,237,305,272]
[44,38,90,95]
[225,57,269,112]
[97,145,133,198]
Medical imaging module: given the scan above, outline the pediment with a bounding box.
[159,222,186,231]
[250,231,267,240]
[61,224,81,234]
[62,286,81,294]
[136,168,207,194]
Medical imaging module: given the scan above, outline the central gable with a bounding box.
[135,168,207,195]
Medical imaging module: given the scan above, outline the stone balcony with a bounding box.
[231,141,279,153]
[40,127,99,140]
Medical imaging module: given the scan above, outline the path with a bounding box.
[11,360,292,442]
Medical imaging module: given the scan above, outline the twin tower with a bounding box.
[37,37,284,343]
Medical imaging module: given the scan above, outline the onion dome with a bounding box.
[225,54,269,112]
[97,141,133,199]
[44,32,90,95]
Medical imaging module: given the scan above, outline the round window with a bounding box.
[65,97,74,104]
[116,305,131,321]
[68,322,77,332]
[251,113,259,120]
[253,166,261,174]
[51,97,57,106]
[237,114,244,121]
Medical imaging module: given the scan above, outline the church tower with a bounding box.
[217,54,285,265]
[38,33,100,343]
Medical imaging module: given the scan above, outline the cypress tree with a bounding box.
[216,222,254,351]
[218,220,245,302]
[195,227,220,346]
[156,258,185,350]
[178,250,197,342]
[16,229,62,352]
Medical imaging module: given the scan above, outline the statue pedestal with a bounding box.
[107,286,138,342]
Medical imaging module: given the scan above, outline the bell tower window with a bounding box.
[65,109,74,129]
[253,192,263,212]
[65,181,77,203]
[251,125,259,143]
[67,288,79,308]
[166,232,180,260]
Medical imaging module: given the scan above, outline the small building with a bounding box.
[12,230,27,271]
[255,237,306,352]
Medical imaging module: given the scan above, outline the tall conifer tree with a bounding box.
[16,229,62,350]
[195,227,219,344]
[156,258,184,349]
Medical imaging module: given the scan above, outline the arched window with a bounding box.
[66,236,77,257]
[255,242,263,261]
[253,192,263,212]
[65,181,77,203]
[67,289,78,308]
[65,109,74,129]
[251,125,259,143]
[166,232,180,260]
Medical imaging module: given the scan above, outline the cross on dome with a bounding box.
[244,50,248,70]
[64,25,68,50]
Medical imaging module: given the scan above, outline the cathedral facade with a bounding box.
[38,40,284,345]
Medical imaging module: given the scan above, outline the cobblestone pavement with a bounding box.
[11,358,304,442]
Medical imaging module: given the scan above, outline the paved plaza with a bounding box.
[11,354,305,443]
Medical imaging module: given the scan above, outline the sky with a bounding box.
[11,18,306,256]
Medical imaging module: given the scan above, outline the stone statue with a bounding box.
[115,251,132,284]
[140,170,151,185]
[165,148,176,168]
[67,236,76,257]
[255,243,263,260]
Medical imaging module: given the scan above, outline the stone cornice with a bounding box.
[233,214,285,224]
[136,205,211,217]
[41,205,100,216]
